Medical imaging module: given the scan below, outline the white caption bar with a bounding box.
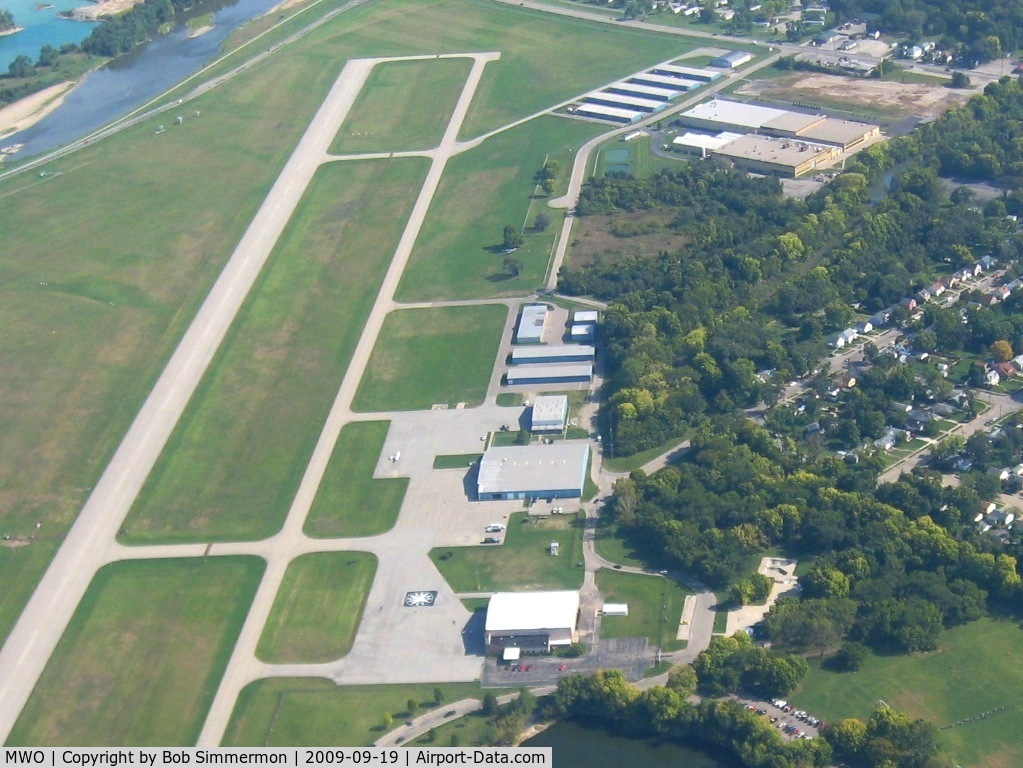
[0,749,552,768]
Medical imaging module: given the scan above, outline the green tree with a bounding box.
[36,45,59,68]
[433,687,444,705]
[540,177,556,197]
[7,54,33,78]
[0,9,15,31]
[665,664,698,697]
[832,641,869,671]
[533,212,551,232]
[502,225,523,251]
[380,712,392,731]
[991,339,1013,361]
[482,692,499,716]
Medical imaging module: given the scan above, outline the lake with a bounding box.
[524,719,741,768]
[0,0,94,72]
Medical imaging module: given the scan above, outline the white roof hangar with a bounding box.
[485,591,580,651]
[477,441,590,501]
[680,98,788,130]
[605,82,680,101]
[574,102,644,124]
[629,72,702,91]
[515,304,548,344]
[531,394,569,433]
[584,91,667,113]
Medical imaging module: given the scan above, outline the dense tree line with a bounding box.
[610,418,1021,649]
[559,79,1023,457]
[549,668,950,767]
[80,0,199,57]
[830,0,1022,64]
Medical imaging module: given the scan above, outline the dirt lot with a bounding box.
[736,72,972,121]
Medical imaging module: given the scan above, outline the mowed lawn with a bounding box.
[352,305,507,411]
[330,57,471,154]
[594,569,691,651]
[224,678,482,746]
[7,557,263,746]
[0,40,347,644]
[278,0,690,139]
[430,512,585,592]
[257,552,376,663]
[304,421,408,538]
[792,618,1023,768]
[120,158,428,544]
[397,116,604,302]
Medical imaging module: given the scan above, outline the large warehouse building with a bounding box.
[485,591,580,656]
[713,134,841,178]
[678,98,879,152]
[477,441,590,501]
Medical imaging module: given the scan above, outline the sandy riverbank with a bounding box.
[71,0,145,21]
[187,24,213,38]
[0,81,76,139]
[0,26,25,37]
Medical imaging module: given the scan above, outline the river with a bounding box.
[524,719,741,767]
[5,0,283,157]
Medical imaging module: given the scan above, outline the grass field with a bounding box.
[602,435,689,473]
[352,305,507,411]
[595,569,691,651]
[396,116,605,302]
[304,421,409,538]
[433,453,483,470]
[0,39,350,641]
[594,519,656,569]
[792,618,1023,768]
[223,679,482,746]
[593,136,686,179]
[118,159,427,544]
[256,552,376,664]
[7,557,263,746]
[330,57,471,154]
[430,511,585,592]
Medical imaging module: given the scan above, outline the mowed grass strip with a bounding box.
[120,158,428,544]
[594,569,691,651]
[304,421,408,538]
[7,557,263,746]
[793,618,1023,768]
[224,679,482,746]
[397,116,605,302]
[0,44,346,644]
[352,305,507,412]
[430,511,585,592]
[256,552,376,664]
[330,58,471,155]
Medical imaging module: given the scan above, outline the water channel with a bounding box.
[6,0,282,157]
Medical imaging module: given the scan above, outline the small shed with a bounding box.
[602,604,629,616]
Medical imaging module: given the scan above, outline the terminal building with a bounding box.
[485,591,580,656]
[477,441,590,501]
[530,394,569,433]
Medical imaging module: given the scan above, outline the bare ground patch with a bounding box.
[568,211,686,268]
[735,72,971,121]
